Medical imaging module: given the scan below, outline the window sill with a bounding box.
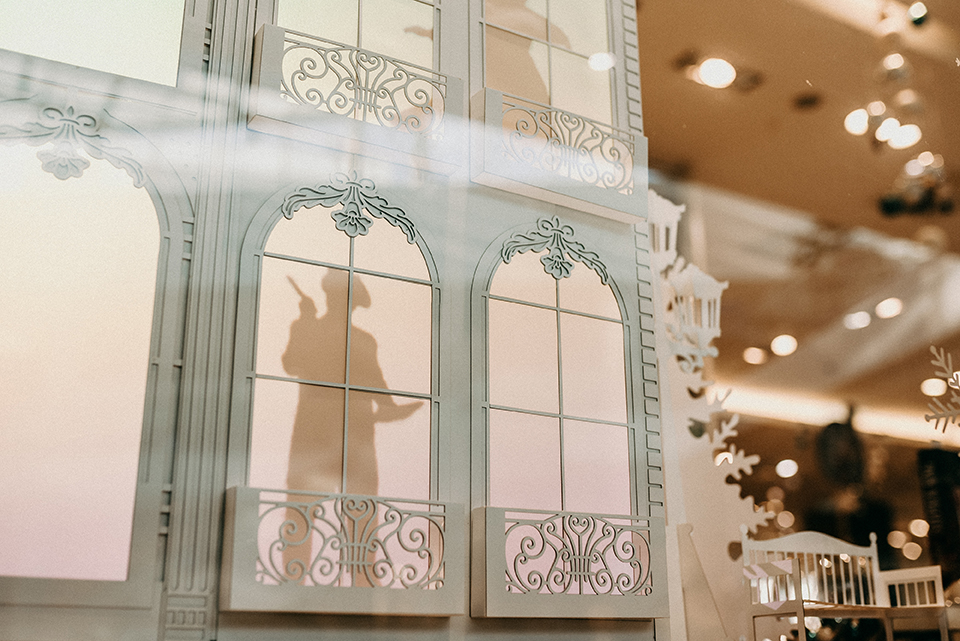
[470,506,667,618]
[470,89,648,224]
[220,486,465,616]
[248,25,465,176]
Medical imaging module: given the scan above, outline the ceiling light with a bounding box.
[921,377,947,396]
[918,151,935,166]
[775,459,799,478]
[888,124,922,149]
[776,511,795,528]
[844,311,871,329]
[906,159,925,176]
[875,117,901,142]
[697,58,736,89]
[875,297,903,318]
[909,519,930,537]
[895,88,920,109]
[908,2,928,25]
[867,101,886,116]
[883,53,905,70]
[844,109,869,135]
[588,52,617,71]
[931,154,944,168]
[770,334,798,356]
[743,347,768,365]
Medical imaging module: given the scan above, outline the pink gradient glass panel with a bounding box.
[352,217,429,280]
[489,249,555,306]
[488,410,561,510]
[346,391,430,500]
[558,263,620,319]
[488,299,558,413]
[562,420,631,514]
[349,273,431,394]
[264,204,350,266]
[257,259,348,384]
[0,147,157,580]
[560,312,627,423]
[250,378,346,493]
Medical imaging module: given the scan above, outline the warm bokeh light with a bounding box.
[908,2,928,21]
[743,346,768,364]
[776,511,795,528]
[888,123,922,149]
[844,311,871,329]
[903,542,922,560]
[775,459,799,478]
[882,53,905,70]
[766,486,785,501]
[875,297,903,319]
[875,117,901,142]
[918,151,935,166]
[921,378,947,397]
[906,159,925,176]
[770,334,798,356]
[888,530,907,549]
[867,101,886,116]
[844,108,869,135]
[909,519,930,537]
[697,57,736,88]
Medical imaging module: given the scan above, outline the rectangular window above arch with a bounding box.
[247,0,466,175]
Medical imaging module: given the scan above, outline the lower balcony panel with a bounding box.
[220,486,465,616]
[471,507,668,619]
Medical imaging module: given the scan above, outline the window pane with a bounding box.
[485,25,549,104]
[0,146,158,580]
[263,205,351,266]
[562,420,631,514]
[277,0,359,44]
[489,410,561,510]
[489,299,559,413]
[361,0,433,69]
[489,249,556,307]
[549,0,608,55]
[258,259,349,384]
[352,217,429,280]
[349,273,431,394]
[551,47,611,123]
[485,0,547,41]
[252,379,346,493]
[0,0,184,86]
[558,262,620,319]
[560,313,626,422]
[347,391,429,499]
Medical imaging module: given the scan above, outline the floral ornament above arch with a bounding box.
[280,172,417,242]
[501,216,609,283]
[0,104,145,186]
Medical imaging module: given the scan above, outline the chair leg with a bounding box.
[882,614,894,641]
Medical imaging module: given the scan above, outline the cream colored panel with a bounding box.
[361,0,433,68]
[277,0,360,44]
[562,420,631,514]
[489,249,556,306]
[549,0,608,54]
[264,205,351,266]
[485,25,550,104]
[558,263,620,320]
[560,312,626,423]
[352,218,429,280]
[488,299,559,413]
[551,47,611,123]
[484,0,547,41]
[489,410,561,510]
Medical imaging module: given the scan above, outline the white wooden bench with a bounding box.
[740,525,948,641]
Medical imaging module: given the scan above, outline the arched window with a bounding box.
[483,217,633,515]
[247,175,437,502]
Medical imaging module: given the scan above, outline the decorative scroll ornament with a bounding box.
[280,172,417,242]
[257,493,446,589]
[0,105,145,186]
[501,216,609,283]
[924,346,960,432]
[501,96,635,193]
[281,31,446,138]
[503,511,653,596]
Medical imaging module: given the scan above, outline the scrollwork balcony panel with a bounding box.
[249,25,464,175]
[470,507,668,618]
[471,90,647,223]
[220,487,465,615]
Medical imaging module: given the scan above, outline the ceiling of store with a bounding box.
[635,0,960,418]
